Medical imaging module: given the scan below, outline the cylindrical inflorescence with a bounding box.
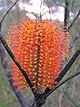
[7,18,70,92]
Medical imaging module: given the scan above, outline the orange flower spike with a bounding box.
[7,18,70,92]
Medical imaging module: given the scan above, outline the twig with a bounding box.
[0,42,27,107]
[0,33,34,91]
[70,30,80,50]
[0,0,34,93]
[47,0,80,98]
[0,42,37,107]
[0,0,19,24]
[64,0,70,26]
[52,0,75,15]
[44,49,80,96]
[0,0,37,107]
[38,1,43,22]
[42,0,80,101]
[68,10,80,30]
[0,0,45,106]
[0,0,80,107]
[55,0,71,85]
[47,0,51,21]
[55,49,80,82]
[44,69,80,99]
[64,91,79,107]
[53,0,80,29]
